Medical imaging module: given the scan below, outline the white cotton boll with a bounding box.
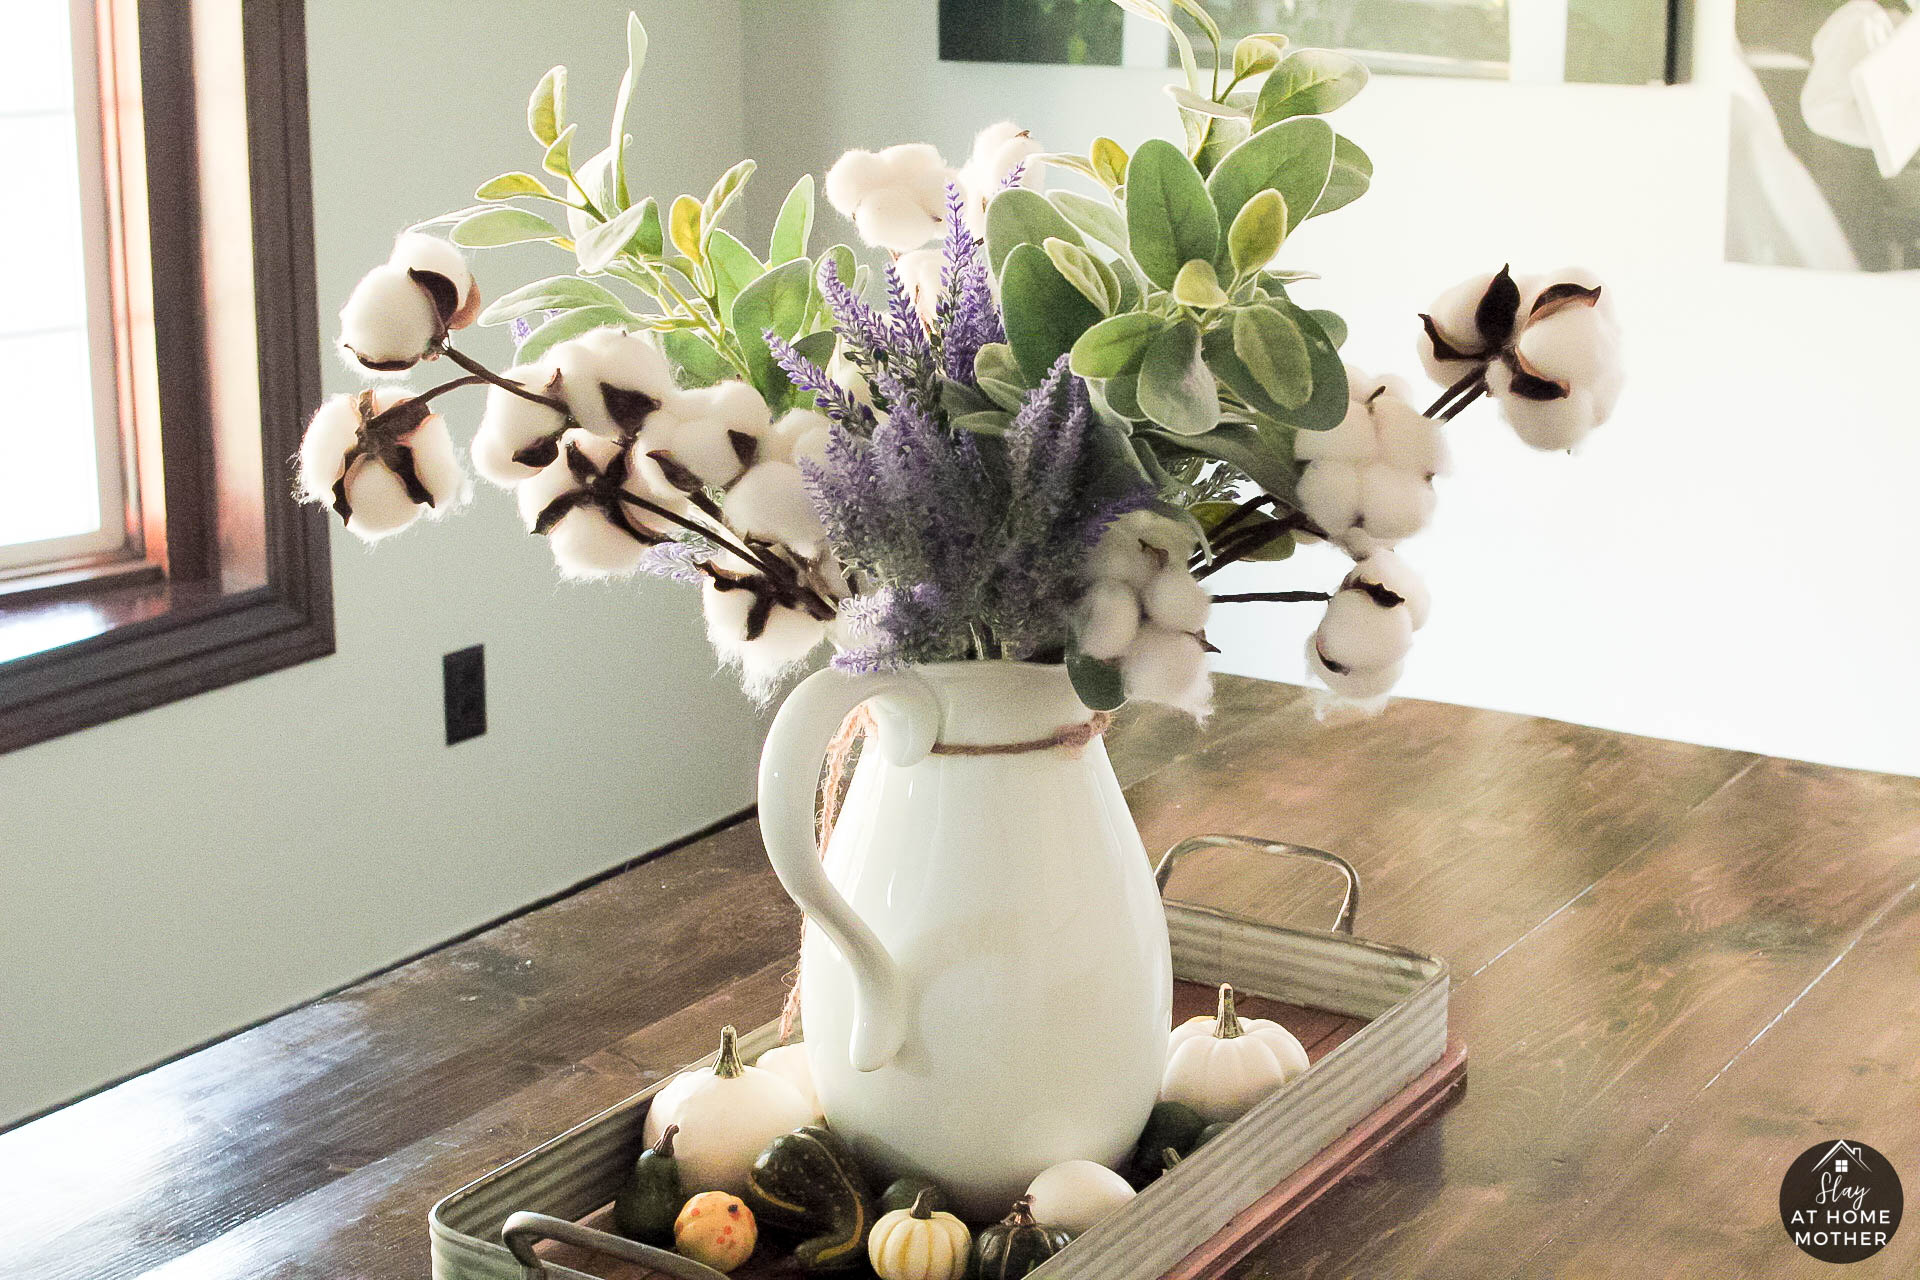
[1315,588,1414,671]
[853,189,947,253]
[1306,636,1404,701]
[722,462,827,557]
[1078,580,1142,660]
[959,122,1042,232]
[1488,370,1603,452]
[703,580,828,698]
[1141,566,1210,633]
[1356,462,1435,543]
[766,409,833,467]
[1514,306,1624,419]
[1297,460,1362,538]
[824,150,889,214]
[1292,400,1377,463]
[1122,624,1212,718]
[1346,550,1431,630]
[650,381,770,489]
[894,248,945,324]
[340,458,422,540]
[338,263,440,370]
[551,328,675,439]
[403,414,471,514]
[1418,269,1506,386]
[298,395,362,503]
[1371,397,1449,478]
[1089,510,1193,588]
[514,431,650,578]
[826,342,873,408]
[470,363,567,487]
[387,232,476,326]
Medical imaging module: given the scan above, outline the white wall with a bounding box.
[0,0,763,1126]
[743,1,1920,778]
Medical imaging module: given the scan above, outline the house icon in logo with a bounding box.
[1813,1140,1872,1175]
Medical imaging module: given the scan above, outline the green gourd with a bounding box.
[969,1196,1070,1279]
[742,1125,876,1271]
[1129,1101,1205,1185]
[880,1176,947,1216]
[1194,1121,1233,1149]
[613,1123,683,1246]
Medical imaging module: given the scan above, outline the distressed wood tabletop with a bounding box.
[5,675,1917,1279]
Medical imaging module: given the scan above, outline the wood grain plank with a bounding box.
[1236,755,1920,1279]
[1518,880,1920,1280]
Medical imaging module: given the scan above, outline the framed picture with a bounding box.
[1728,0,1920,272]
[938,0,1681,86]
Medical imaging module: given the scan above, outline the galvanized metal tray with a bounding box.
[430,835,1458,1280]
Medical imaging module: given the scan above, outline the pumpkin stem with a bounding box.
[909,1187,939,1220]
[1214,984,1245,1040]
[714,1025,746,1078]
[1005,1195,1038,1226]
[651,1123,679,1158]
[1162,1146,1184,1170]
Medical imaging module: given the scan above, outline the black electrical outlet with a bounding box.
[443,645,486,745]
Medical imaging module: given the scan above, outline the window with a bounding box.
[0,1,332,753]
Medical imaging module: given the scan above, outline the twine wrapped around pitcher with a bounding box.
[777,705,1114,1040]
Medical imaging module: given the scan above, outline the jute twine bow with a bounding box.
[777,706,1114,1041]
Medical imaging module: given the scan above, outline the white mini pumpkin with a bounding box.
[1159,984,1309,1122]
[643,1026,814,1194]
[752,1042,824,1119]
[868,1187,971,1280]
[1024,1159,1135,1237]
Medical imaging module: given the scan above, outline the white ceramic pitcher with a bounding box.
[758,660,1172,1220]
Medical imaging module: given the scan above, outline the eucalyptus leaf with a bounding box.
[987,187,1083,277]
[953,409,1014,436]
[769,174,815,264]
[1227,189,1287,275]
[1172,258,1229,308]
[1125,139,1219,290]
[542,123,577,181]
[1044,237,1113,313]
[1233,35,1287,78]
[731,258,814,398]
[1253,49,1369,128]
[1206,117,1334,240]
[1137,321,1217,435]
[480,275,630,326]
[1232,304,1312,408]
[1108,0,1204,92]
[1070,312,1163,380]
[1031,152,1102,183]
[661,329,731,387]
[1167,0,1222,45]
[974,342,1027,392]
[978,376,1029,413]
[1048,191,1129,255]
[452,206,562,248]
[527,66,566,147]
[518,305,629,362]
[705,229,765,323]
[1311,134,1373,218]
[702,159,756,238]
[1068,651,1127,712]
[1000,243,1103,383]
[574,198,657,272]
[1192,114,1252,178]
[1140,421,1295,498]
[476,172,556,202]
[1090,137,1129,190]
[1201,324,1288,420]
[632,197,663,258]
[1308,308,1347,348]
[1264,300,1348,430]
[669,194,703,263]
[609,13,648,204]
[1165,85,1250,119]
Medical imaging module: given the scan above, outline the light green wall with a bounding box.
[0,0,761,1125]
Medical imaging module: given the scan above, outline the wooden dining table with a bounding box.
[6,674,1918,1279]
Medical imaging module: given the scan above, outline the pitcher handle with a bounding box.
[759,666,940,1072]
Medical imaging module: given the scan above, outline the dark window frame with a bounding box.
[0,1,332,754]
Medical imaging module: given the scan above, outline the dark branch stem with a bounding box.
[1423,366,1487,419]
[437,343,570,413]
[1438,381,1488,422]
[614,493,834,617]
[410,374,488,407]
[1193,515,1318,582]
[1210,590,1331,604]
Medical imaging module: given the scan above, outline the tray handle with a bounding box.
[1153,834,1359,935]
[502,1211,729,1280]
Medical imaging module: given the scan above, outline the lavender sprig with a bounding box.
[767,330,872,427]
[936,186,1002,384]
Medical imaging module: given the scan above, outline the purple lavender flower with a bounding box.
[767,330,871,427]
[936,186,1003,384]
